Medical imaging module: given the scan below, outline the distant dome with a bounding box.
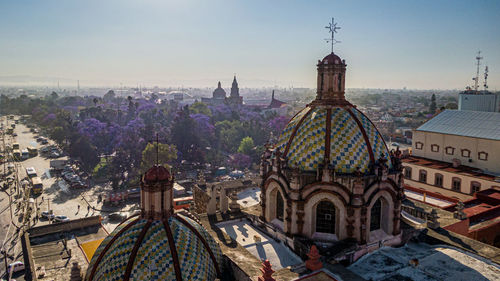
[321,52,343,65]
[86,214,222,281]
[213,81,226,99]
[275,105,391,173]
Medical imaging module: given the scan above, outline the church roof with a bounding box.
[416,110,500,140]
[86,214,222,281]
[275,105,391,173]
[212,81,226,99]
[268,98,286,109]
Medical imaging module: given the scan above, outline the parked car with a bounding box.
[108,213,127,222]
[41,139,48,144]
[41,211,55,220]
[7,261,25,273]
[71,180,86,189]
[12,132,17,137]
[54,215,70,222]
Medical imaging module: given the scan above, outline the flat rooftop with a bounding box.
[216,219,302,270]
[28,222,108,280]
[403,156,498,182]
[348,242,500,281]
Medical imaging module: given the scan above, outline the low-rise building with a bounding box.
[403,109,500,200]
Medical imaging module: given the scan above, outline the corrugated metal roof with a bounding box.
[416,110,500,140]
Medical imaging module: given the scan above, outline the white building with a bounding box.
[403,110,500,201]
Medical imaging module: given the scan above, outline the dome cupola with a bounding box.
[212,81,226,99]
[86,164,222,281]
[274,52,391,174]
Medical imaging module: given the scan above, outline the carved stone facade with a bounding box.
[260,52,403,246]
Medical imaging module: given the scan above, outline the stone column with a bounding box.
[207,186,217,215]
[220,187,229,214]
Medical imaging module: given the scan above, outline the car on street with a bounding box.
[26,167,37,178]
[108,213,127,222]
[54,215,70,222]
[71,180,86,188]
[41,139,48,144]
[12,132,17,137]
[7,261,25,274]
[41,211,55,220]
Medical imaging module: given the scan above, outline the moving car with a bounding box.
[7,261,25,274]
[54,215,70,222]
[108,213,127,222]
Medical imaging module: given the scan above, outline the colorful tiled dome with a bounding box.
[85,213,222,281]
[275,105,391,173]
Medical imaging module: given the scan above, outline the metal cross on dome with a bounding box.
[325,17,341,53]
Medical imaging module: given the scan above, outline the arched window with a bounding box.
[471,182,481,194]
[435,174,443,187]
[316,201,335,234]
[419,170,427,183]
[370,199,382,231]
[404,167,412,179]
[276,191,284,221]
[452,177,461,192]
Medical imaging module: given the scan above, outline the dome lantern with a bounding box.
[313,52,350,106]
[141,165,174,219]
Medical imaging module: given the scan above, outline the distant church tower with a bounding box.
[226,75,243,106]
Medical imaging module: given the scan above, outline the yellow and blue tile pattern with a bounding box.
[276,105,391,173]
[287,107,327,170]
[86,216,222,281]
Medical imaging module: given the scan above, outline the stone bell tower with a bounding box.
[314,53,349,106]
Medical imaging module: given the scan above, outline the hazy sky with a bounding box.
[1,0,499,89]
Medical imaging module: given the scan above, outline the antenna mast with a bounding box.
[473,51,483,92]
[325,17,341,53]
[483,66,489,90]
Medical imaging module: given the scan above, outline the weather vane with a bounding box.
[325,17,341,53]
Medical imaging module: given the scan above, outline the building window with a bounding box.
[435,174,443,187]
[445,146,455,155]
[415,142,424,150]
[276,191,284,221]
[404,167,412,179]
[370,199,382,231]
[316,201,336,234]
[478,151,488,161]
[461,149,471,158]
[419,170,427,183]
[471,182,481,194]
[431,144,439,152]
[452,178,461,192]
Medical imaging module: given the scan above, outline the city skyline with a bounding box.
[1,0,499,90]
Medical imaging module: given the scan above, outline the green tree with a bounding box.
[50,126,66,146]
[237,136,254,155]
[140,142,178,173]
[429,94,437,114]
[189,102,212,116]
[445,102,458,109]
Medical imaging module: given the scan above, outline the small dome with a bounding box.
[86,214,222,281]
[213,81,226,99]
[144,165,171,183]
[275,105,391,173]
[321,53,343,65]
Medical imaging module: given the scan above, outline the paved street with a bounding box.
[1,116,140,280]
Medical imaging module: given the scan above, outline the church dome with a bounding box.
[274,52,391,174]
[275,105,391,173]
[213,81,226,99]
[85,214,222,281]
[321,52,343,65]
[86,163,222,281]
